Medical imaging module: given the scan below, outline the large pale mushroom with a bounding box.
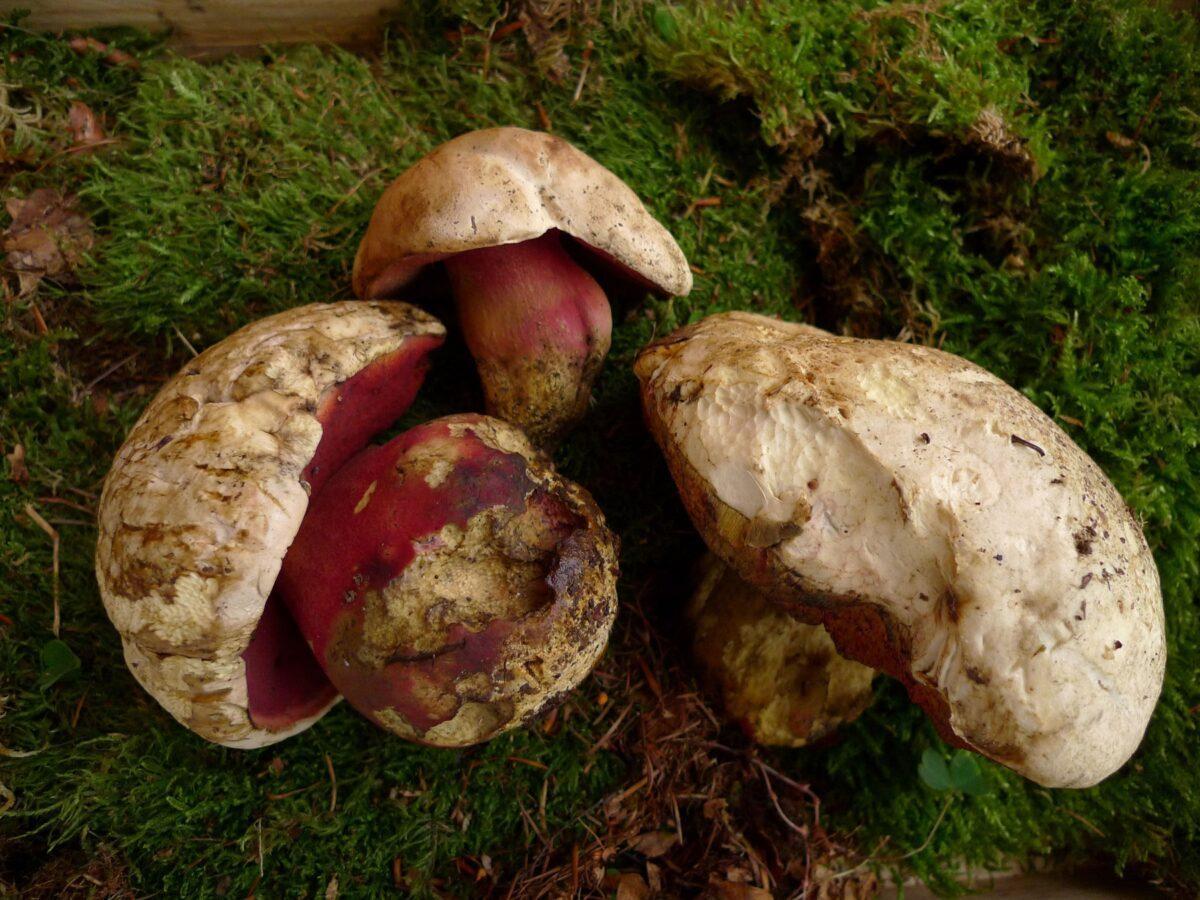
[636,311,1166,788]
[96,302,618,748]
[353,127,692,445]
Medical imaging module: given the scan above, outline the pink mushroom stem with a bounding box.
[443,230,612,445]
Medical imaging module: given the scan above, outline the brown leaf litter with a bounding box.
[2,188,94,297]
[66,101,105,148]
[488,587,877,898]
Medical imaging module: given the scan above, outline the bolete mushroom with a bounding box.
[353,127,692,445]
[689,555,875,748]
[96,302,617,748]
[636,311,1166,788]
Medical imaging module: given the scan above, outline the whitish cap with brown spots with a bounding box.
[95,301,445,748]
[636,311,1165,788]
[352,127,693,300]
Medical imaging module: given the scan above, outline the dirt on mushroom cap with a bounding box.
[636,311,1165,788]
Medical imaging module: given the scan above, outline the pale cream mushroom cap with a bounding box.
[352,126,692,299]
[95,302,445,748]
[636,311,1165,788]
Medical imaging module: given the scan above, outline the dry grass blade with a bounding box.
[23,503,60,636]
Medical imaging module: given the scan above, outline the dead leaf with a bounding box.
[323,874,338,900]
[67,37,140,69]
[709,883,772,900]
[518,0,573,82]
[3,189,94,296]
[646,862,663,893]
[615,872,650,900]
[1106,130,1136,150]
[629,830,677,858]
[6,444,28,484]
[66,101,105,147]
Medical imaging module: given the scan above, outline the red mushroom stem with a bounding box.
[443,231,612,445]
[276,414,607,745]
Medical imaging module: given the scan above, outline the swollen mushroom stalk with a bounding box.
[444,232,612,444]
[278,414,618,746]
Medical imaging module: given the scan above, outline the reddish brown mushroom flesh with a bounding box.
[443,232,612,446]
[276,414,617,745]
[238,333,442,734]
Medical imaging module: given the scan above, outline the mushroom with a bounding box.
[277,413,618,746]
[96,302,618,748]
[353,127,692,445]
[636,311,1166,788]
[689,555,875,748]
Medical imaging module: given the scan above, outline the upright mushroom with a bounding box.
[96,302,618,748]
[353,127,692,445]
[689,555,875,748]
[636,311,1166,788]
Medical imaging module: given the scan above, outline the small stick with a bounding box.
[36,496,95,516]
[172,326,199,359]
[70,689,88,730]
[680,196,722,219]
[507,755,548,771]
[266,782,318,801]
[325,753,338,813]
[23,503,59,636]
[1010,434,1046,457]
[83,351,140,394]
[28,300,48,335]
[491,20,524,41]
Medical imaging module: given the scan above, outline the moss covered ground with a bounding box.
[1,1,1198,895]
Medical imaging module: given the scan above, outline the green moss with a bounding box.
[2,0,1199,894]
[644,0,1051,165]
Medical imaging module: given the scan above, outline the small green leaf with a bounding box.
[38,639,81,690]
[652,6,679,43]
[949,750,988,796]
[918,748,952,791]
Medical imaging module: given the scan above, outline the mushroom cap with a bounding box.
[688,555,875,747]
[636,311,1166,788]
[96,301,445,748]
[352,127,693,300]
